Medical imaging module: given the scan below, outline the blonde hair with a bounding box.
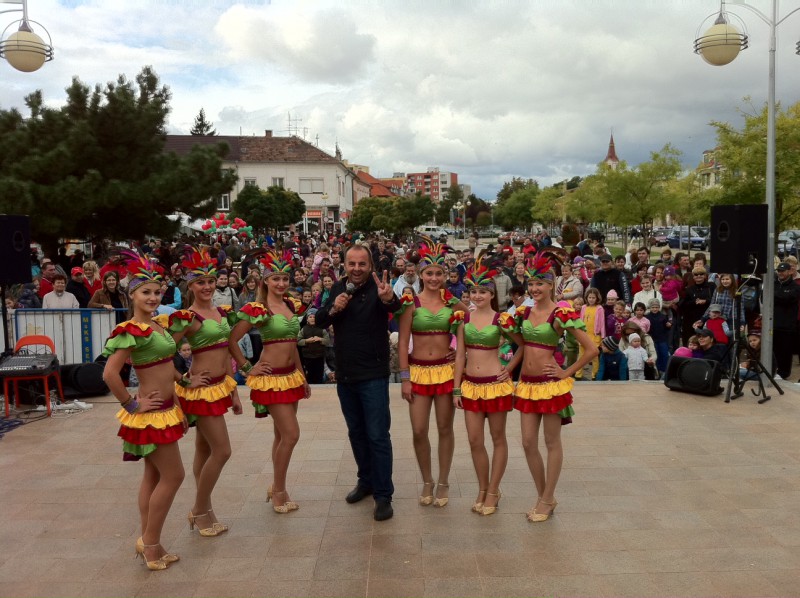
[83,260,99,276]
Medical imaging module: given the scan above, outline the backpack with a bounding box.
[740,282,760,312]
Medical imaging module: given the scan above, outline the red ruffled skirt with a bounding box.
[175,374,235,417]
[116,398,185,461]
[513,375,575,425]
[461,374,514,413]
[248,366,307,417]
[410,356,455,396]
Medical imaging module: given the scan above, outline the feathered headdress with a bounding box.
[416,235,452,271]
[181,246,217,282]
[118,249,164,291]
[525,250,562,282]
[464,252,500,289]
[259,250,292,277]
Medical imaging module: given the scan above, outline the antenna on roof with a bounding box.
[315,134,319,147]
[286,111,303,137]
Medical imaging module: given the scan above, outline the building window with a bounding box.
[272,177,285,188]
[217,193,230,211]
[244,178,257,187]
[299,178,324,193]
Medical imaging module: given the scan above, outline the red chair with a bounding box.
[3,335,64,417]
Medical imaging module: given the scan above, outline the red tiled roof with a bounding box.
[355,169,397,197]
[163,135,341,164]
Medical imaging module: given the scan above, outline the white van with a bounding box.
[416,226,449,242]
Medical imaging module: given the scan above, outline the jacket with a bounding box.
[590,268,631,305]
[88,289,130,310]
[774,275,800,331]
[315,275,401,383]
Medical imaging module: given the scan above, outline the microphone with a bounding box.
[345,282,356,296]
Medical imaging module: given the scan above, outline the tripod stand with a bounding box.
[724,278,783,404]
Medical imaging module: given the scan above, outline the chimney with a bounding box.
[264,130,272,138]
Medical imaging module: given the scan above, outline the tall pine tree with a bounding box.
[190,108,216,136]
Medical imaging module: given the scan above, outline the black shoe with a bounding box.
[373,500,393,521]
[345,485,373,504]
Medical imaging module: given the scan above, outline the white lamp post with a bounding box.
[0,0,53,72]
[693,0,800,376]
[321,192,328,234]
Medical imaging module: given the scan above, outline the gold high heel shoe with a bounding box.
[527,499,557,523]
[188,511,222,537]
[472,489,488,513]
[134,539,176,571]
[480,490,502,516]
[207,508,228,534]
[272,490,300,514]
[433,482,449,508]
[136,537,179,564]
[419,480,435,506]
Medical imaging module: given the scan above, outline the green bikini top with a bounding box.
[515,305,585,350]
[395,290,459,335]
[450,311,517,350]
[102,319,177,367]
[237,301,300,345]
[168,307,237,353]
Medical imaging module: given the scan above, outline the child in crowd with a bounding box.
[578,288,605,380]
[623,332,649,380]
[738,330,762,381]
[173,339,192,375]
[605,300,628,342]
[674,335,703,358]
[629,302,651,333]
[645,298,672,375]
[658,266,683,312]
[604,289,619,310]
[389,331,401,382]
[703,304,731,345]
[596,336,628,381]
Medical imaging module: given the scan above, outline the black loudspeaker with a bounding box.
[60,362,108,397]
[664,356,724,396]
[0,214,32,285]
[710,204,768,274]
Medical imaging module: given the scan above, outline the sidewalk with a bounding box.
[0,380,799,597]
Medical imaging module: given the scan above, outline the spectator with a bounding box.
[212,270,237,307]
[82,260,102,297]
[42,273,79,309]
[678,267,715,346]
[446,269,467,299]
[297,309,330,384]
[89,271,129,321]
[392,260,420,298]
[645,299,672,375]
[590,254,631,304]
[629,302,651,334]
[173,340,192,375]
[160,277,182,311]
[702,304,731,346]
[773,262,800,379]
[622,333,649,381]
[596,336,628,381]
[694,328,728,363]
[16,282,41,309]
[555,262,583,304]
[633,274,662,311]
[619,321,658,376]
[37,261,57,299]
[578,288,605,380]
[66,267,92,308]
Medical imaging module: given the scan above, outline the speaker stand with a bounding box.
[0,285,12,358]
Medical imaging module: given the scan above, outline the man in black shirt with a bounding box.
[315,244,402,521]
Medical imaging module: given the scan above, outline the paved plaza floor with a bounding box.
[1,379,799,597]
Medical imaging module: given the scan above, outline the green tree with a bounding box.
[348,194,435,234]
[711,100,800,229]
[436,184,462,225]
[347,197,395,233]
[231,185,306,231]
[496,176,538,205]
[531,186,562,226]
[190,108,217,136]
[396,193,435,231]
[0,67,236,256]
[495,185,538,229]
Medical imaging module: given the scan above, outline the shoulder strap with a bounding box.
[413,296,421,308]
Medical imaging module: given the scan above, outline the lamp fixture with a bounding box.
[0,0,53,72]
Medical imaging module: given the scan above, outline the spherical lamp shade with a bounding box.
[694,22,747,66]
[0,28,53,72]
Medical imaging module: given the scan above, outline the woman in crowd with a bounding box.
[698,273,745,330]
[396,238,466,508]
[167,247,242,537]
[230,251,310,513]
[88,271,129,323]
[632,274,662,310]
[82,260,102,297]
[511,261,528,287]
[678,267,715,345]
[554,261,582,304]
[452,256,522,515]
[101,252,197,570]
[514,253,598,523]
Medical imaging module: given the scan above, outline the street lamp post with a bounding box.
[693,0,800,376]
[321,192,328,235]
[0,0,53,72]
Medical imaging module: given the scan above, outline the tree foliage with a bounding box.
[347,193,435,234]
[531,186,562,225]
[496,176,538,205]
[495,184,538,229]
[711,100,800,229]
[190,108,217,136]
[435,182,462,225]
[0,66,236,255]
[230,184,306,231]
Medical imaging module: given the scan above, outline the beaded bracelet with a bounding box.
[240,362,254,374]
[399,369,410,381]
[452,388,462,397]
[123,397,140,414]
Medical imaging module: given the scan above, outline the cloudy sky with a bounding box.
[3,0,800,199]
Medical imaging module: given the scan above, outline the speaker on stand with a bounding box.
[710,204,768,274]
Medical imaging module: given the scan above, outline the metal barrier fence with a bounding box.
[12,308,128,364]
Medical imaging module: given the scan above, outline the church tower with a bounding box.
[604,133,619,170]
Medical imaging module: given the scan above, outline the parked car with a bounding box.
[586,227,605,243]
[649,227,671,247]
[667,226,707,250]
[498,229,530,245]
[416,226,449,243]
[778,230,800,258]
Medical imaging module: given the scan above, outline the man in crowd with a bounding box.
[37,261,57,299]
[392,260,420,297]
[42,273,79,309]
[66,267,92,308]
[773,261,800,380]
[591,254,631,304]
[315,244,402,521]
[695,328,727,363]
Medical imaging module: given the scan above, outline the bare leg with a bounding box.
[139,458,159,534]
[191,415,232,526]
[408,394,435,496]
[483,411,508,510]
[520,412,545,499]
[268,403,300,507]
[465,410,488,505]
[433,394,455,501]
[141,442,185,561]
[537,413,564,515]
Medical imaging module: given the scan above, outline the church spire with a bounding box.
[604,133,619,168]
